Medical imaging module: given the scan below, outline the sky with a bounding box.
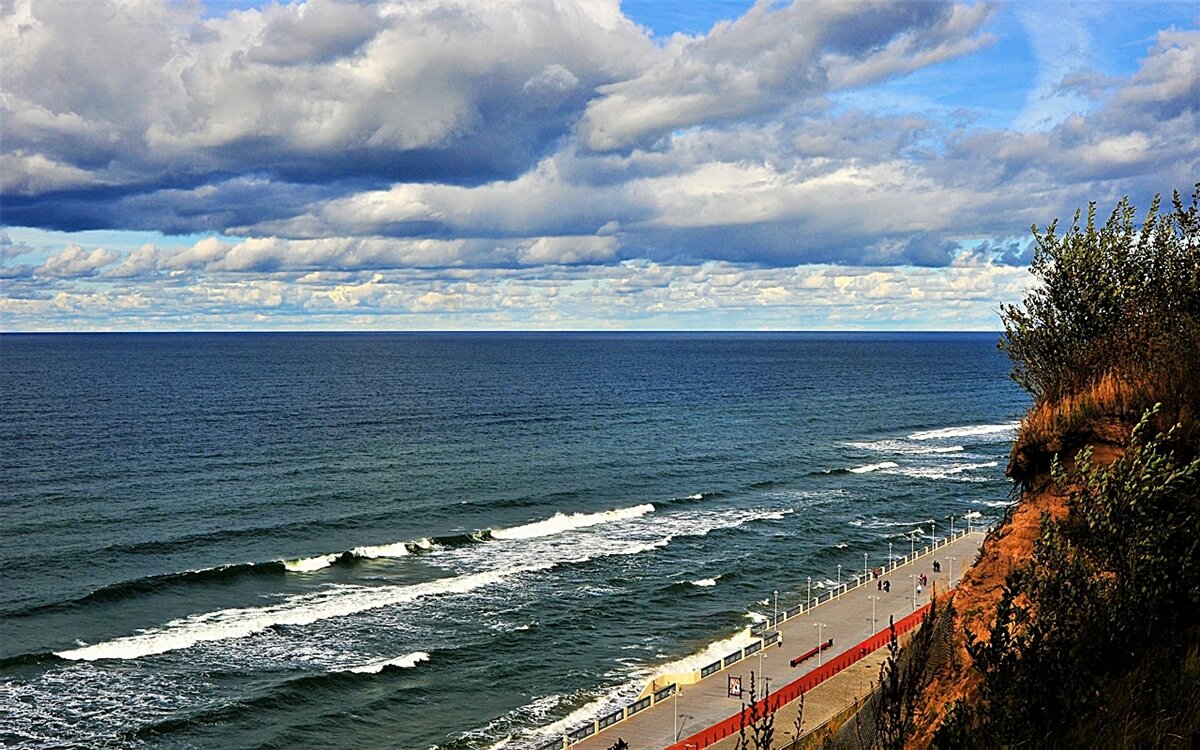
[1,0,1197,331]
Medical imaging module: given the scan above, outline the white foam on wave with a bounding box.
[491,503,655,540]
[847,439,966,455]
[645,628,757,682]
[58,503,789,663]
[836,542,849,548]
[340,651,429,674]
[963,510,984,519]
[56,565,550,662]
[282,554,339,572]
[893,461,1000,480]
[908,422,1020,441]
[690,577,718,587]
[350,541,410,559]
[971,499,1014,508]
[850,461,900,474]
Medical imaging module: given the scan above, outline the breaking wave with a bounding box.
[491,504,655,540]
[56,565,547,662]
[846,439,966,455]
[54,505,786,662]
[338,651,429,674]
[849,461,900,474]
[907,422,1020,441]
[282,554,340,573]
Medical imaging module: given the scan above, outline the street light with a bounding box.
[931,519,937,546]
[807,576,812,609]
[947,556,957,586]
[813,622,826,665]
[864,552,869,579]
[910,573,919,610]
[756,649,767,693]
[868,594,881,634]
[888,541,893,565]
[773,589,779,624]
[674,685,680,741]
[909,531,916,558]
[949,514,955,537]
[837,563,841,590]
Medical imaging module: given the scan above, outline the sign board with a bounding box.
[728,675,742,698]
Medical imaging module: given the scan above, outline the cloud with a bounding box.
[2,1,1198,332]
[35,244,120,278]
[1,0,655,201]
[579,0,993,151]
[1,257,1032,331]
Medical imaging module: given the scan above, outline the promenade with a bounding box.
[555,529,985,750]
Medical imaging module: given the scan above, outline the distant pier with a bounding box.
[537,528,986,750]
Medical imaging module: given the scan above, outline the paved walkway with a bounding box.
[569,530,985,750]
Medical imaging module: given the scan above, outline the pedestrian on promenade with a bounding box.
[877,579,882,591]
[884,580,890,593]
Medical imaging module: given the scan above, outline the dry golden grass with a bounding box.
[1016,369,1185,451]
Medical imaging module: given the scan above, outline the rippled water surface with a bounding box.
[0,332,1027,748]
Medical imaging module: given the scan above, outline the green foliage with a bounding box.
[934,409,1200,746]
[999,184,1200,411]
[870,596,941,749]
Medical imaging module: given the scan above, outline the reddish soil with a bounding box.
[906,422,1129,746]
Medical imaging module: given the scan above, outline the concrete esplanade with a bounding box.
[536,527,987,750]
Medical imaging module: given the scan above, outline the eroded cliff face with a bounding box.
[906,422,1129,745]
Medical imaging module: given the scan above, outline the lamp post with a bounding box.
[757,649,767,693]
[947,556,957,586]
[888,541,893,565]
[837,564,841,590]
[909,574,918,610]
[931,519,937,546]
[674,685,680,741]
[864,552,869,579]
[949,514,955,537]
[868,595,880,634]
[807,576,812,609]
[773,589,779,624]
[814,622,826,665]
[909,531,915,558]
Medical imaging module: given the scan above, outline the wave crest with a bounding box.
[907,422,1020,441]
[849,461,899,474]
[491,504,654,540]
[340,651,430,674]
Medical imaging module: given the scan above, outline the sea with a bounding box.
[0,332,1027,749]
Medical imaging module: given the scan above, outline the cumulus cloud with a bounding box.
[579,0,992,151]
[35,244,120,278]
[1,0,654,199]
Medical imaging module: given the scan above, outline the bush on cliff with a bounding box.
[1000,184,1200,446]
[935,409,1200,746]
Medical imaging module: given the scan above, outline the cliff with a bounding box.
[906,419,1129,744]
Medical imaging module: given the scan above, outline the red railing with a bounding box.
[664,603,931,750]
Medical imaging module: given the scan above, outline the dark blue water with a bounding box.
[0,333,1026,748]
